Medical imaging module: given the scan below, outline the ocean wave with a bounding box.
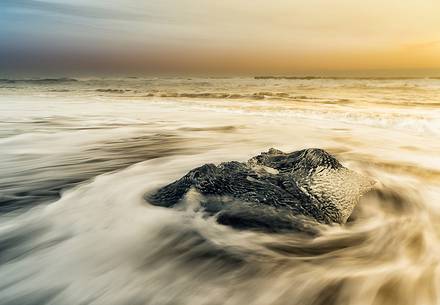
[0,89,440,305]
[141,91,305,101]
[0,130,203,213]
[0,151,438,305]
[1,79,440,304]
[96,88,130,93]
[255,76,440,80]
[0,78,78,84]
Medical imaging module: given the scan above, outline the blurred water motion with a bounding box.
[0,77,440,305]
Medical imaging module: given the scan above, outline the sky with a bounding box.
[1,0,440,76]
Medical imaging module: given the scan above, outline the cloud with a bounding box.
[403,40,440,50]
[1,0,440,74]
[1,0,148,21]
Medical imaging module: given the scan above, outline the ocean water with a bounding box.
[1,77,440,305]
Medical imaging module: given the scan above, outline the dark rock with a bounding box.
[145,148,374,232]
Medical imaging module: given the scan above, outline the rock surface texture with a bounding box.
[146,148,375,232]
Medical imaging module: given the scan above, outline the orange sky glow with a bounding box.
[1,0,440,75]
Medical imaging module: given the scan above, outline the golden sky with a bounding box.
[1,0,440,75]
